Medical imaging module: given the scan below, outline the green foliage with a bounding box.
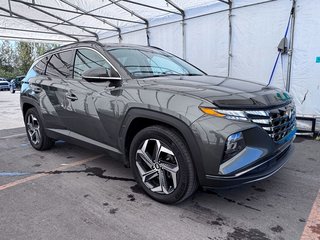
[0,40,59,79]
[16,42,34,75]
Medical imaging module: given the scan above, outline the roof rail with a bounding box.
[42,40,103,55]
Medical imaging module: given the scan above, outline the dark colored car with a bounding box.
[10,75,25,93]
[0,80,10,91]
[20,41,296,204]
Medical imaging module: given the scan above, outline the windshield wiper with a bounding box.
[180,73,203,76]
[139,73,182,78]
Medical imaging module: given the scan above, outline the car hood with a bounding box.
[128,75,291,109]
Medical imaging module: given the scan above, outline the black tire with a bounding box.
[24,107,54,151]
[129,125,198,204]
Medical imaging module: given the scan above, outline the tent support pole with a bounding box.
[57,0,122,43]
[165,1,185,59]
[108,0,150,45]
[51,1,120,32]
[286,0,296,92]
[0,35,74,43]
[182,17,186,59]
[11,0,98,40]
[7,0,12,16]
[0,26,92,37]
[120,0,181,15]
[227,0,233,77]
[0,6,78,42]
[0,14,118,31]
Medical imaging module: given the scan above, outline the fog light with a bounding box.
[223,132,246,163]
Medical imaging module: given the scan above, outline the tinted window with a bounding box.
[73,49,113,79]
[33,56,49,75]
[46,50,74,78]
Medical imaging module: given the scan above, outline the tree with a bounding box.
[0,40,17,78]
[33,42,59,57]
[16,42,34,75]
[0,40,60,78]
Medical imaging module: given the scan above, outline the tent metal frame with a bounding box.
[0,6,79,41]
[0,14,118,32]
[11,0,99,40]
[56,0,122,41]
[11,0,145,25]
[0,0,296,91]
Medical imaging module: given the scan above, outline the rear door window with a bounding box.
[46,50,74,78]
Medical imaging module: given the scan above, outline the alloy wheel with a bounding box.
[135,139,179,194]
[27,114,41,145]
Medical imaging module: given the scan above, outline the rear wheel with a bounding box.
[129,125,198,204]
[25,108,54,150]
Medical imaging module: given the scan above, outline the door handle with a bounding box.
[32,86,42,93]
[66,93,78,101]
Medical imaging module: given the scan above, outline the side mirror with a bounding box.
[82,67,120,82]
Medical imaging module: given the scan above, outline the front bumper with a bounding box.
[190,114,295,188]
[202,144,293,189]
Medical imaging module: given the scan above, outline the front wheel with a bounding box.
[24,108,54,151]
[129,125,198,204]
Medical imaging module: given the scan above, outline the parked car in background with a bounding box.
[20,41,296,204]
[10,75,25,93]
[0,80,10,91]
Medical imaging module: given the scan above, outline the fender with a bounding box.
[20,95,43,122]
[119,108,206,184]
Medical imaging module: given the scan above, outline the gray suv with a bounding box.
[20,41,296,204]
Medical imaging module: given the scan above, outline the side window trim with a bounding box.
[73,47,121,80]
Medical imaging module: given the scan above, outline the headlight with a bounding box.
[199,107,248,121]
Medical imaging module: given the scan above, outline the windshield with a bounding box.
[107,48,205,78]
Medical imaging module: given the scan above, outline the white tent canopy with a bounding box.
[0,0,222,43]
[0,0,320,128]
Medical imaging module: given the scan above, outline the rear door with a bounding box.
[32,50,74,131]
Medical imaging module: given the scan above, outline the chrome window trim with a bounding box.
[37,46,122,79]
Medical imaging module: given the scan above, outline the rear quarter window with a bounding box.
[33,56,49,75]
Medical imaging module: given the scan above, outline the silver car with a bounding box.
[0,80,10,91]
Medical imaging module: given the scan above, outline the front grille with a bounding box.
[245,103,296,142]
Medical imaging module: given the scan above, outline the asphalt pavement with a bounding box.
[0,91,319,240]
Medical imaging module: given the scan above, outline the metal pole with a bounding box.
[165,1,185,59]
[227,0,233,77]
[11,0,98,40]
[56,0,122,41]
[7,0,12,16]
[120,0,181,15]
[0,6,79,42]
[0,27,93,38]
[100,0,274,41]
[286,0,296,92]
[182,18,186,60]
[108,0,150,45]
[0,14,118,31]
[0,35,74,43]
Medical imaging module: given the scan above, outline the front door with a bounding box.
[62,48,120,147]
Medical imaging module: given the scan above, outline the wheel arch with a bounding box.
[22,102,35,117]
[119,108,205,183]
